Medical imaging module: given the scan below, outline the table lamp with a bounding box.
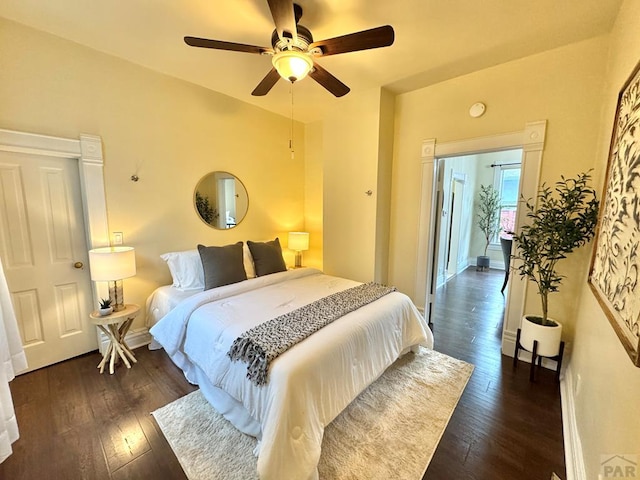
[288,232,309,268]
[88,246,136,312]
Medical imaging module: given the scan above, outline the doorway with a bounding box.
[430,150,522,352]
[414,121,547,356]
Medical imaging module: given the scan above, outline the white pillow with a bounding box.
[161,245,255,290]
[243,243,256,279]
[160,250,204,291]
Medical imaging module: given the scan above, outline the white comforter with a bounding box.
[150,268,433,480]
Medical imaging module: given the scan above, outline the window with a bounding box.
[493,165,521,242]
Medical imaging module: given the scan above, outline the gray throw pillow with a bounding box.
[247,238,287,277]
[197,242,247,290]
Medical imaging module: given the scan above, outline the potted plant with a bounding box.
[98,298,113,316]
[476,184,501,271]
[511,172,599,357]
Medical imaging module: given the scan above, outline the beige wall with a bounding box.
[304,121,323,270]
[0,18,306,328]
[374,88,394,283]
[572,0,640,476]
[390,35,609,340]
[322,87,390,283]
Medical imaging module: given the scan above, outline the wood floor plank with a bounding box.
[110,449,180,480]
[2,390,54,478]
[52,422,111,480]
[48,358,94,436]
[99,409,152,473]
[137,414,189,479]
[8,366,48,408]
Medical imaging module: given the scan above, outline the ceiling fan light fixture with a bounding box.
[272,50,313,82]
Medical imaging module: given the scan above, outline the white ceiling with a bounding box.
[0,0,622,123]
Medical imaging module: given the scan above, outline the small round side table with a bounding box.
[89,303,140,374]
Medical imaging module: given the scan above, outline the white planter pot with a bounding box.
[520,315,562,357]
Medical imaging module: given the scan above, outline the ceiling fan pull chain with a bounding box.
[290,82,295,159]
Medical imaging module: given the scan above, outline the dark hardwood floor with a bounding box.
[424,267,565,480]
[0,344,195,479]
[0,267,564,480]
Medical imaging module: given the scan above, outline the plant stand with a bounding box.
[513,328,565,382]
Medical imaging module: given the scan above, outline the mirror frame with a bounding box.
[194,171,249,229]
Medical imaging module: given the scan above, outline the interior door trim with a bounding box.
[415,120,547,356]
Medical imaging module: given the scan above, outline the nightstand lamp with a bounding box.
[288,232,309,268]
[88,246,136,312]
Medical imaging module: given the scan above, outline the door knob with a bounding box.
[73,261,84,269]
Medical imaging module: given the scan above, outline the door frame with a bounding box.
[415,120,547,356]
[0,128,109,314]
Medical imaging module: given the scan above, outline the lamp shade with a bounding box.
[288,232,309,252]
[272,51,313,82]
[88,246,136,281]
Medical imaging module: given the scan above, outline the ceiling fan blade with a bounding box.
[252,68,281,96]
[267,0,297,42]
[309,63,350,97]
[309,25,394,57]
[184,36,270,55]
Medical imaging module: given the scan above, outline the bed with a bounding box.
[148,242,433,480]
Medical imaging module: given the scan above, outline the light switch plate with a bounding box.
[113,232,123,245]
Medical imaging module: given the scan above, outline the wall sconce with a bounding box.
[88,246,136,311]
[288,232,309,268]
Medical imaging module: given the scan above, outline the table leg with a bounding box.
[109,333,117,374]
[98,342,112,374]
[96,325,113,374]
[94,315,139,374]
[109,324,132,370]
[117,319,137,364]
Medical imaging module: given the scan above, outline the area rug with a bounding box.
[151,348,473,480]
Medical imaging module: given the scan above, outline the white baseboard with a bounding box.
[97,326,152,354]
[502,329,517,357]
[560,363,586,480]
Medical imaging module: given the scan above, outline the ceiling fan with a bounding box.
[184,0,395,98]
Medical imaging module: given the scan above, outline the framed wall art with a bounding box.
[589,60,640,367]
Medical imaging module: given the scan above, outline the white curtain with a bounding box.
[0,257,27,463]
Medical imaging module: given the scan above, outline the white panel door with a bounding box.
[446,176,465,277]
[0,150,96,372]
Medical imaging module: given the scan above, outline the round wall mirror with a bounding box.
[194,171,249,229]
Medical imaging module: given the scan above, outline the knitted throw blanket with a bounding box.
[227,282,397,386]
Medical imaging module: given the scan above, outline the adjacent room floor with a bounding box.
[424,267,565,479]
[0,267,565,479]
